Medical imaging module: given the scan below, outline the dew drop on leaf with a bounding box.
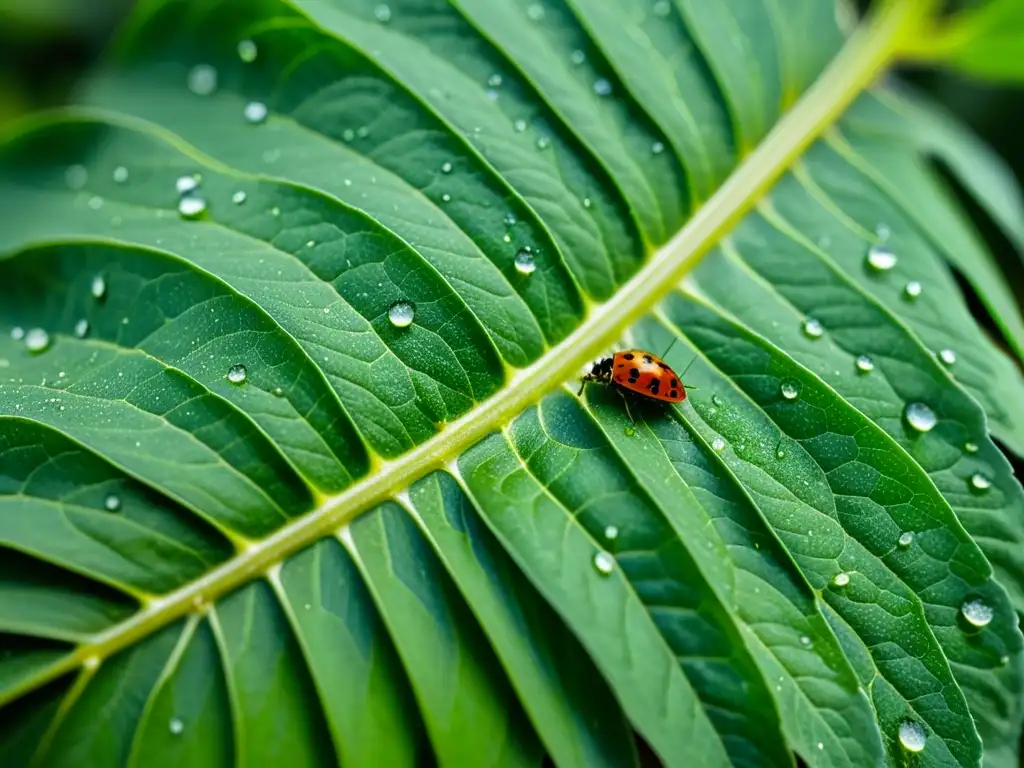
[74,319,90,339]
[855,355,874,373]
[178,196,207,220]
[801,317,823,338]
[388,301,415,328]
[112,166,129,184]
[970,473,991,492]
[514,248,537,275]
[441,193,451,203]
[651,141,665,154]
[91,274,107,300]
[232,191,247,205]
[243,101,268,125]
[875,222,891,241]
[897,531,914,548]
[712,436,726,452]
[964,441,979,454]
[187,64,218,95]
[604,525,619,541]
[780,379,801,400]
[832,572,850,587]
[65,164,88,190]
[592,78,612,97]
[104,494,122,512]
[570,49,585,65]
[593,550,615,575]
[865,244,897,271]
[898,720,926,752]
[374,3,391,22]
[904,280,922,300]
[938,348,956,366]
[487,73,502,88]
[504,212,517,227]
[10,327,24,341]
[582,197,592,208]
[226,364,248,385]
[903,402,937,433]
[25,328,50,353]
[799,635,811,646]
[237,39,258,63]
[169,717,184,735]
[88,196,104,210]
[272,387,285,397]
[176,175,199,195]
[440,161,452,174]
[536,136,550,150]
[960,598,993,628]
[513,118,527,133]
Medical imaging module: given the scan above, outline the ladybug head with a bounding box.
[586,357,613,382]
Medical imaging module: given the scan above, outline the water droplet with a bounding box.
[592,78,612,97]
[780,379,801,400]
[112,166,129,184]
[866,244,897,271]
[187,64,218,95]
[176,175,199,195]
[374,3,392,22]
[272,386,285,397]
[232,190,247,204]
[104,494,122,512]
[514,248,537,275]
[74,319,90,339]
[799,635,811,646]
[875,222,891,240]
[243,101,268,125]
[504,212,517,227]
[652,0,671,15]
[802,318,823,338]
[593,550,615,575]
[226,364,248,385]
[970,473,991,492]
[570,49,586,65]
[271,206,281,217]
[898,531,914,548]
[527,3,545,21]
[25,328,50,353]
[938,348,956,366]
[776,448,785,459]
[237,39,258,62]
[960,598,993,628]
[88,196,104,210]
[582,197,592,208]
[91,274,107,300]
[487,73,503,88]
[712,436,726,452]
[832,572,850,587]
[10,326,24,341]
[651,141,665,154]
[513,118,527,132]
[964,441,979,454]
[440,161,453,174]
[65,164,88,190]
[904,281,922,300]
[904,402,937,433]
[388,300,415,328]
[604,525,619,540]
[178,196,207,220]
[536,136,550,150]
[440,193,451,203]
[898,720,926,752]
[855,355,874,373]
[169,717,184,735]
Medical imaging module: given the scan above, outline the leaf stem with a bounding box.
[0,0,936,706]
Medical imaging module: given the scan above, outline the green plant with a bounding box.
[1,0,1023,765]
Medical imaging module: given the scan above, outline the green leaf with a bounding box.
[2,0,1024,766]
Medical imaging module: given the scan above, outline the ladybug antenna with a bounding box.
[679,353,700,390]
[659,335,681,361]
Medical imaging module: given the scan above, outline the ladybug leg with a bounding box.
[577,379,586,397]
[617,388,636,424]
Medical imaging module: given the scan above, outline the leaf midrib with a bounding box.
[0,0,929,707]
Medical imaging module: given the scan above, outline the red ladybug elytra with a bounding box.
[578,348,688,420]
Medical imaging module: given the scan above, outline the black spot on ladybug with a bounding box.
[628,377,639,384]
[657,362,667,370]
[670,379,678,388]
[643,355,652,364]
[623,353,634,360]
[629,368,639,378]
[648,380,660,395]
[669,389,678,398]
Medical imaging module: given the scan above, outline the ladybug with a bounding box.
[578,348,690,421]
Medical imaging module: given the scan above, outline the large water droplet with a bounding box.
[74,319,90,339]
[243,101,268,125]
[802,318,823,338]
[104,494,122,512]
[592,78,612,97]
[970,473,991,492]
[904,402,937,433]
[374,3,392,22]
[604,525,619,541]
[898,720,926,752]
[855,355,874,373]
[178,196,207,220]
[593,550,615,575]
[712,436,726,452]
[904,281,922,300]
[514,248,537,275]
[237,39,258,63]
[780,379,801,400]
[388,300,415,328]
[232,190,247,205]
[112,166,129,184]
[898,531,914,548]
[832,572,850,587]
[65,164,88,190]
[25,328,50,353]
[176,175,200,195]
[960,598,993,628]
[226,364,248,385]
[938,348,957,366]
[866,244,897,271]
[187,64,218,95]
[169,717,184,735]
[91,274,107,300]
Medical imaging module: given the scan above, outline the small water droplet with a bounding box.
[904,402,937,433]
[10,327,24,341]
[487,73,503,88]
[776,448,785,459]
[898,531,914,548]
[832,572,850,587]
[178,196,207,220]
[582,197,592,208]
[592,78,612,97]
[904,281,922,300]
[232,190,247,204]
[187,64,218,95]
[272,386,285,397]
[938,348,957,366]
[960,598,993,628]
[25,328,50,353]
[514,248,537,275]
[964,441,979,454]
[440,161,453,174]
[604,525,619,540]
[270,206,281,217]
[651,140,665,154]
[527,3,545,21]
[388,300,415,328]
[169,717,184,735]
[513,118,527,132]
[243,101,268,124]
[104,494,122,512]
[112,166,129,184]
[593,550,615,575]
[712,436,726,452]
[799,635,812,646]
[74,319,90,339]
[780,379,801,400]
[802,318,823,338]
[866,244,897,271]
[226,364,248,385]
[374,3,392,22]
[570,49,586,65]
[504,212,517,227]
[65,164,88,190]
[237,39,258,63]
[855,355,874,373]
[898,720,926,752]
[440,193,451,203]
[91,274,107,300]
[536,136,550,150]
[970,473,992,492]
[88,196,104,210]
[875,222,891,240]
[176,175,200,195]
